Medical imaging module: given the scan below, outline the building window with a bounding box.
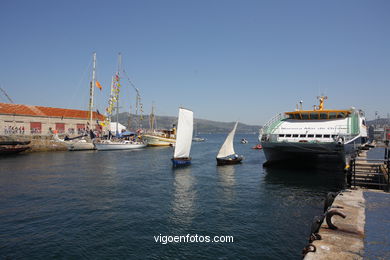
[30,122,42,134]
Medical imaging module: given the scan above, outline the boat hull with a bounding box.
[171,157,191,167]
[261,141,345,166]
[67,141,95,151]
[143,134,175,147]
[216,156,243,166]
[95,142,147,151]
[0,146,30,155]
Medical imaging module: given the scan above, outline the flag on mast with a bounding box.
[96,81,103,90]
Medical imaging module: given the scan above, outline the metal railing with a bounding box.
[349,148,390,191]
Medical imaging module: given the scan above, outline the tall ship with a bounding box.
[259,96,368,165]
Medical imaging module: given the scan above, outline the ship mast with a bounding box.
[116,53,122,135]
[89,52,97,129]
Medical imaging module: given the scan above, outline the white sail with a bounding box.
[174,108,193,158]
[217,122,238,158]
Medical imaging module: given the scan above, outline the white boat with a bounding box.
[143,131,176,146]
[192,137,206,142]
[95,53,147,150]
[260,96,368,165]
[192,122,206,142]
[67,139,95,151]
[171,108,193,167]
[95,140,146,151]
[216,122,243,165]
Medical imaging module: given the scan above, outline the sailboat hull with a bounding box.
[171,157,191,167]
[95,142,147,151]
[216,156,243,166]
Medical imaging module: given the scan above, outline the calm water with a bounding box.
[0,134,346,259]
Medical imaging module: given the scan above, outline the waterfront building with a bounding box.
[0,102,105,136]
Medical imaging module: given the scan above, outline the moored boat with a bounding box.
[143,130,176,146]
[216,122,244,166]
[171,108,193,167]
[95,140,146,151]
[260,96,368,166]
[0,140,31,155]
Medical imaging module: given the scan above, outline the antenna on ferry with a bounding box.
[299,100,303,111]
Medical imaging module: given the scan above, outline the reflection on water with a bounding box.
[264,162,346,192]
[170,167,197,226]
[216,165,236,202]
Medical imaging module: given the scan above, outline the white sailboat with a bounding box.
[171,108,193,167]
[64,52,98,151]
[216,122,243,165]
[95,53,147,151]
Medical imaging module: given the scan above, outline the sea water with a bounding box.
[0,134,345,259]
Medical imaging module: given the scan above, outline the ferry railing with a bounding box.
[261,113,284,135]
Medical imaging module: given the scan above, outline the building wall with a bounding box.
[0,114,104,136]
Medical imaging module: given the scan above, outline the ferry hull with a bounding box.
[262,142,345,166]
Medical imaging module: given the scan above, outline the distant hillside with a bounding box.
[115,112,261,134]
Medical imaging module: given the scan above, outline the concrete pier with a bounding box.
[304,189,365,259]
[0,135,67,152]
[304,189,390,259]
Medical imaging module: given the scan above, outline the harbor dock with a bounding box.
[304,189,390,259]
[0,135,67,152]
[304,147,390,259]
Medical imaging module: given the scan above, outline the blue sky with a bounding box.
[0,0,389,125]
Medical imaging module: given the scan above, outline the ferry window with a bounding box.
[329,112,337,119]
[278,134,285,137]
[332,135,337,138]
[288,114,294,119]
[310,113,319,119]
[315,134,322,138]
[323,134,330,138]
[299,134,306,137]
[293,134,299,137]
[337,112,345,118]
[320,113,328,119]
[285,134,292,137]
[301,113,309,120]
[308,134,314,137]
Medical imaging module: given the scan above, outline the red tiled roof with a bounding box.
[0,103,105,121]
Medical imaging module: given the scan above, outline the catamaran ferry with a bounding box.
[259,96,368,165]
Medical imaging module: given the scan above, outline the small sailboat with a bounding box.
[171,108,193,167]
[216,122,243,166]
[192,122,206,142]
